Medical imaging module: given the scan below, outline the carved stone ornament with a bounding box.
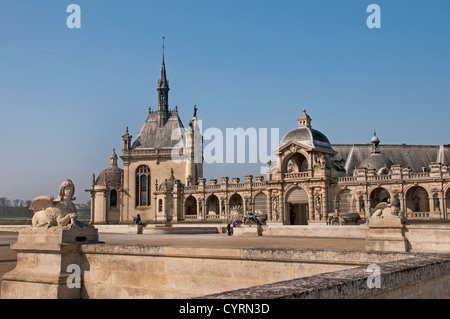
[30,179,93,229]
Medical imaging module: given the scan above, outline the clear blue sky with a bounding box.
[0,0,449,203]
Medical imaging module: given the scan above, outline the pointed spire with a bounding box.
[157,37,170,127]
[158,36,169,89]
[158,57,169,89]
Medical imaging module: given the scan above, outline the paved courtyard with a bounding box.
[0,230,366,298]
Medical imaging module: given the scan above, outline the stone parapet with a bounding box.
[202,253,450,299]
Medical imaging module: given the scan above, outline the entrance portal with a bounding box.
[289,203,308,225]
[286,187,309,225]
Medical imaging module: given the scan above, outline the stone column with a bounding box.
[279,193,286,224]
[439,190,445,220]
[172,192,179,223]
[181,194,186,221]
[444,190,448,220]
[243,197,248,215]
[398,192,405,216]
[102,190,107,224]
[308,191,315,222]
[365,192,371,220]
[322,187,329,222]
[429,195,435,218]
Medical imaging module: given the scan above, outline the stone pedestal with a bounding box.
[127,224,143,234]
[233,225,264,237]
[1,226,99,299]
[365,217,408,252]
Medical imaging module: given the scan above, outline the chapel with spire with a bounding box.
[87,39,203,224]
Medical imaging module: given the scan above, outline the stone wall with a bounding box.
[263,225,367,239]
[203,253,450,299]
[78,245,412,299]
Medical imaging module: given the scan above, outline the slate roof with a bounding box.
[131,111,185,150]
[332,144,450,175]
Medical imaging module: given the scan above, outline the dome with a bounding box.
[95,149,123,185]
[371,134,380,144]
[96,166,123,185]
[359,132,393,172]
[280,127,334,152]
[279,110,334,152]
[359,153,393,172]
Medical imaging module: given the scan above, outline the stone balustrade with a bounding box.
[182,175,270,192]
[284,172,310,179]
[336,168,449,184]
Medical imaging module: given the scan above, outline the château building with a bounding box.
[87,56,450,225]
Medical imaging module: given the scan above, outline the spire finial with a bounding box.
[371,131,380,153]
[162,36,165,58]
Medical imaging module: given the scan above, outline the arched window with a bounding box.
[158,199,163,212]
[110,189,117,207]
[135,165,151,207]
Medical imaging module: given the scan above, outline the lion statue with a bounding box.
[30,179,85,228]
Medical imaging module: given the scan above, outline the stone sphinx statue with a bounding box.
[370,198,407,225]
[30,179,90,229]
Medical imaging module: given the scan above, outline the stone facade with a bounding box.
[87,59,450,226]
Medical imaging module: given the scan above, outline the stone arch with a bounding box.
[185,196,197,216]
[206,194,220,215]
[281,151,309,174]
[405,186,430,215]
[369,187,391,211]
[285,187,309,225]
[253,192,268,215]
[229,193,243,214]
[286,187,310,203]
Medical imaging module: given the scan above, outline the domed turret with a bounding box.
[96,149,123,185]
[279,109,334,152]
[359,133,393,173]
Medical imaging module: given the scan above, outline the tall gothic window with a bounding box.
[135,165,151,207]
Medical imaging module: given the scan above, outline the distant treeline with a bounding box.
[0,197,34,218]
